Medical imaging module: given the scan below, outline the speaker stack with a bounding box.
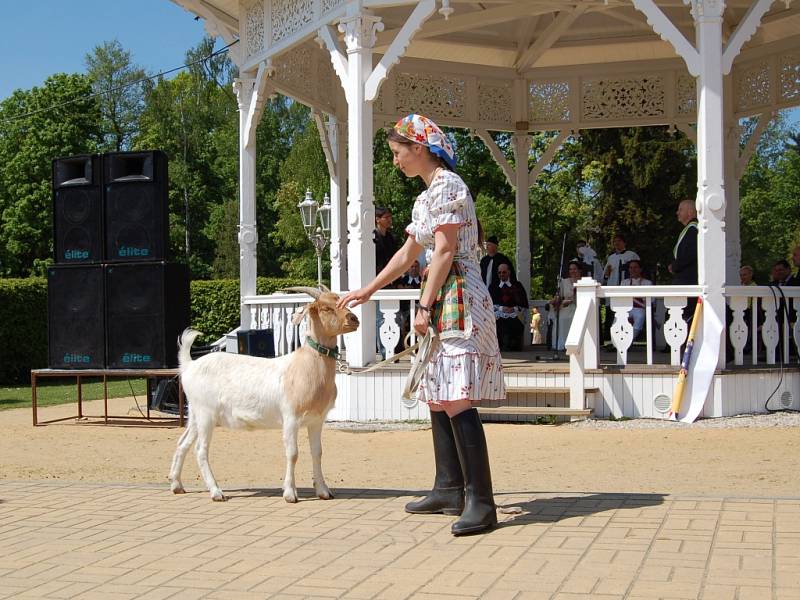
[48,151,190,370]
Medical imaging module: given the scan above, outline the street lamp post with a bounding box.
[297,189,331,287]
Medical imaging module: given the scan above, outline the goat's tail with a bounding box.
[177,328,203,370]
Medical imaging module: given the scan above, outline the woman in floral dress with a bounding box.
[338,114,504,536]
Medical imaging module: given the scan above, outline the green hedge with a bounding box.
[191,276,316,344]
[0,278,48,384]
[0,275,316,384]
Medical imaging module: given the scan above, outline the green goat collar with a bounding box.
[306,336,339,359]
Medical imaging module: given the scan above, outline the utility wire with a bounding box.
[0,39,239,126]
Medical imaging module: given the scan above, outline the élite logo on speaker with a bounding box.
[64,249,89,260]
[118,246,150,258]
[122,353,152,364]
[63,353,91,364]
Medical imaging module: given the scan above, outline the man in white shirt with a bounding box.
[603,234,640,344]
[604,234,640,286]
[620,259,652,339]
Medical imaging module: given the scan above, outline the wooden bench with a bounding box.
[31,368,184,427]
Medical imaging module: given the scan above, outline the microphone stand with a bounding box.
[538,232,567,361]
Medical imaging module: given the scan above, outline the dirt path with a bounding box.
[5,397,799,497]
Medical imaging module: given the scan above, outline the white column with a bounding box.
[328,117,348,291]
[723,74,741,285]
[340,11,383,366]
[233,77,258,329]
[512,131,532,298]
[694,0,727,368]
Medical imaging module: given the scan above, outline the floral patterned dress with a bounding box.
[405,170,506,405]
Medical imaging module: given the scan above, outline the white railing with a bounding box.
[564,278,800,411]
[601,284,704,367]
[566,278,703,410]
[241,289,423,360]
[725,285,800,366]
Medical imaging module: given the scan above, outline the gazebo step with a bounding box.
[506,386,600,395]
[477,406,593,418]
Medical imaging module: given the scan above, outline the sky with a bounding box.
[1,2,796,129]
[0,1,209,101]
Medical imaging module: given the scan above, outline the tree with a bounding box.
[565,126,696,282]
[270,115,330,280]
[135,37,238,277]
[0,74,102,276]
[84,40,146,152]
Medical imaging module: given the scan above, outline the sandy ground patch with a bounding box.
[4,396,799,498]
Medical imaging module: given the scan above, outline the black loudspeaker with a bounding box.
[105,262,190,368]
[52,155,103,264]
[104,150,169,262]
[237,329,275,358]
[47,265,105,368]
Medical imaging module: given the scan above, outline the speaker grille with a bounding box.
[105,262,190,369]
[104,151,168,262]
[47,265,105,368]
[53,156,103,264]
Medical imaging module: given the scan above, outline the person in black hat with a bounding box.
[480,235,515,288]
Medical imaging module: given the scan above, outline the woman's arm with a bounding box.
[412,224,459,334]
[419,225,459,308]
[337,234,422,308]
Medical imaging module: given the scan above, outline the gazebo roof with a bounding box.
[173,1,800,131]
[174,1,799,70]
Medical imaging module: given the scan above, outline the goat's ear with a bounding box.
[291,302,315,326]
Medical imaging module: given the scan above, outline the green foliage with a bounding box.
[475,192,516,257]
[189,276,316,344]
[565,127,696,283]
[0,276,317,384]
[269,114,331,280]
[0,278,48,384]
[740,150,800,279]
[0,378,147,411]
[84,40,147,152]
[0,74,102,276]
[135,37,238,278]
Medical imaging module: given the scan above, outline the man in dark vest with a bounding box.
[480,235,514,289]
[669,199,699,323]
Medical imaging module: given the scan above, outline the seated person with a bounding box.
[489,264,529,351]
[398,260,421,288]
[530,306,543,345]
[551,261,581,351]
[620,259,652,340]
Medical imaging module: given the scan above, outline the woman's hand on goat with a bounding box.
[337,286,373,309]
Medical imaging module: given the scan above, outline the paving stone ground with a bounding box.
[1,481,798,599]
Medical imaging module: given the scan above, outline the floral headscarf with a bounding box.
[393,114,456,170]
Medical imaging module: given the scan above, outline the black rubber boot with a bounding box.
[405,411,464,515]
[450,408,497,536]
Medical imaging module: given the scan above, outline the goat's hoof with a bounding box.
[283,490,299,503]
[316,486,334,500]
[171,484,186,495]
[211,490,227,502]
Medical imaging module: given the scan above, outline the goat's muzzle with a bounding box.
[344,313,360,332]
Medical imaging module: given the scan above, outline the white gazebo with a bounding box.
[173,0,800,422]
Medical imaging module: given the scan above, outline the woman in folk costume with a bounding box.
[338,114,505,535]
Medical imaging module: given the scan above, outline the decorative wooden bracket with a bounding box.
[243,61,274,148]
[473,129,516,188]
[528,130,569,186]
[365,0,436,102]
[722,0,775,74]
[631,0,700,76]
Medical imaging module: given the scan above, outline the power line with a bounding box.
[0,39,239,126]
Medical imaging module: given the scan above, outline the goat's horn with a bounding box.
[284,286,322,299]
[319,284,331,293]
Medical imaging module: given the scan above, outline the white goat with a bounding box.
[169,287,359,502]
